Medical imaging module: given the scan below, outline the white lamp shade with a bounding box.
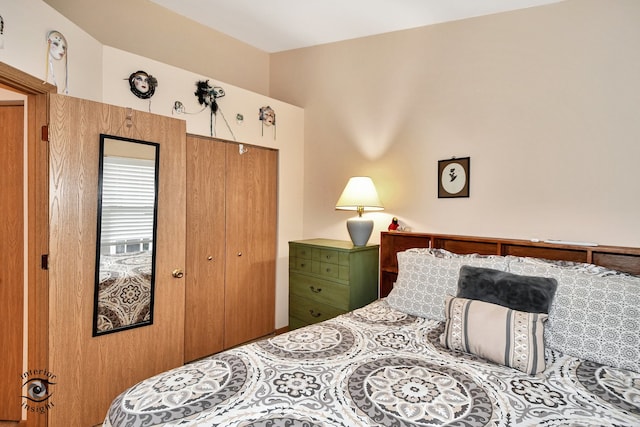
[336,177,383,246]
[335,177,384,212]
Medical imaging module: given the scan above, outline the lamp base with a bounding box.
[346,217,373,246]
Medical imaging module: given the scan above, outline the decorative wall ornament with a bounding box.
[45,30,68,93]
[0,14,5,49]
[438,157,470,198]
[195,80,224,114]
[172,101,186,114]
[127,70,157,100]
[193,80,235,139]
[259,105,276,139]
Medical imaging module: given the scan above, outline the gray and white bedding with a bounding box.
[104,303,639,426]
[103,249,640,426]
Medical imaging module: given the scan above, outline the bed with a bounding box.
[103,232,640,426]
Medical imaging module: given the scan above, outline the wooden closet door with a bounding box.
[185,136,226,361]
[0,103,24,422]
[48,95,186,426]
[224,143,277,348]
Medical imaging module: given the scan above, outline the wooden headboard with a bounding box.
[379,231,640,298]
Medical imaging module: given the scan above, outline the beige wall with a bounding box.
[42,0,271,96]
[270,0,640,248]
[2,0,104,101]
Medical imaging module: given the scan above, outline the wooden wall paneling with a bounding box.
[224,142,277,349]
[48,94,186,426]
[185,136,226,362]
[0,103,24,422]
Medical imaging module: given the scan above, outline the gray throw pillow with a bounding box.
[457,265,558,314]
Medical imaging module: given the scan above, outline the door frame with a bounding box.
[0,61,55,427]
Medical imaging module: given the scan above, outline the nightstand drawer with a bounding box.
[294,245,313,260]
[314,249,349,266]
[290,272,349,310]
[289,296,346,325]
[291,258,348,280]
[290,257,315,274]
[311,261,349,280]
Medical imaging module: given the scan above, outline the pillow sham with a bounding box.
[386,249,508,321]
[441,295,548,375]
[508,257,640,373]
[457,265,558,314]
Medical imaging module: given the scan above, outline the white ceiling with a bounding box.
[148,0,563,53]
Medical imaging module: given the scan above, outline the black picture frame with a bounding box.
[438,157,470,198]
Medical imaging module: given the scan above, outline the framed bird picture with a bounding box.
[438,157,470,198]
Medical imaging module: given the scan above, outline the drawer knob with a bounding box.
[309,309,322,318]
[310,286,322,293]
[326,268,331,273]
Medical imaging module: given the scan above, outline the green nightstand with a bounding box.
[288,239,379,330]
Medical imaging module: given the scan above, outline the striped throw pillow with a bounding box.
[441,295,548,375]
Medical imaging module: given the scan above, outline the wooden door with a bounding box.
[185,135,226,362]
[0,63,54,427]
[0,103,24,422]
[47,95,186,426]
[224,143,277,348]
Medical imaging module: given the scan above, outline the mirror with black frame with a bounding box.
[93,134,160,336]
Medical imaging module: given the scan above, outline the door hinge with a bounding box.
[41,125,49,142]
[41,254,49,270]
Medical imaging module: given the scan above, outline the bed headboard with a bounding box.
[379,231,640,298]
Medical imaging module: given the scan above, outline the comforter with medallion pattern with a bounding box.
[104,299,640,426]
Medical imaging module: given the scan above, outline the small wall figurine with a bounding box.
[388,217,399,231]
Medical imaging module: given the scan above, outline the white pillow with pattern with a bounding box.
[508,256,640,373]
[386,249,509,321]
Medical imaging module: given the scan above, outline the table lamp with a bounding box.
[335,176,384,246]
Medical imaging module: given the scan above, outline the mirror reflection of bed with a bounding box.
[93,134,159,336]
[96,251,153,331]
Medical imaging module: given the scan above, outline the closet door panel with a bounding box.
[185,135,226,361]
[224,143,277,348]
[0,104,24,422]
[48,95,186,426]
